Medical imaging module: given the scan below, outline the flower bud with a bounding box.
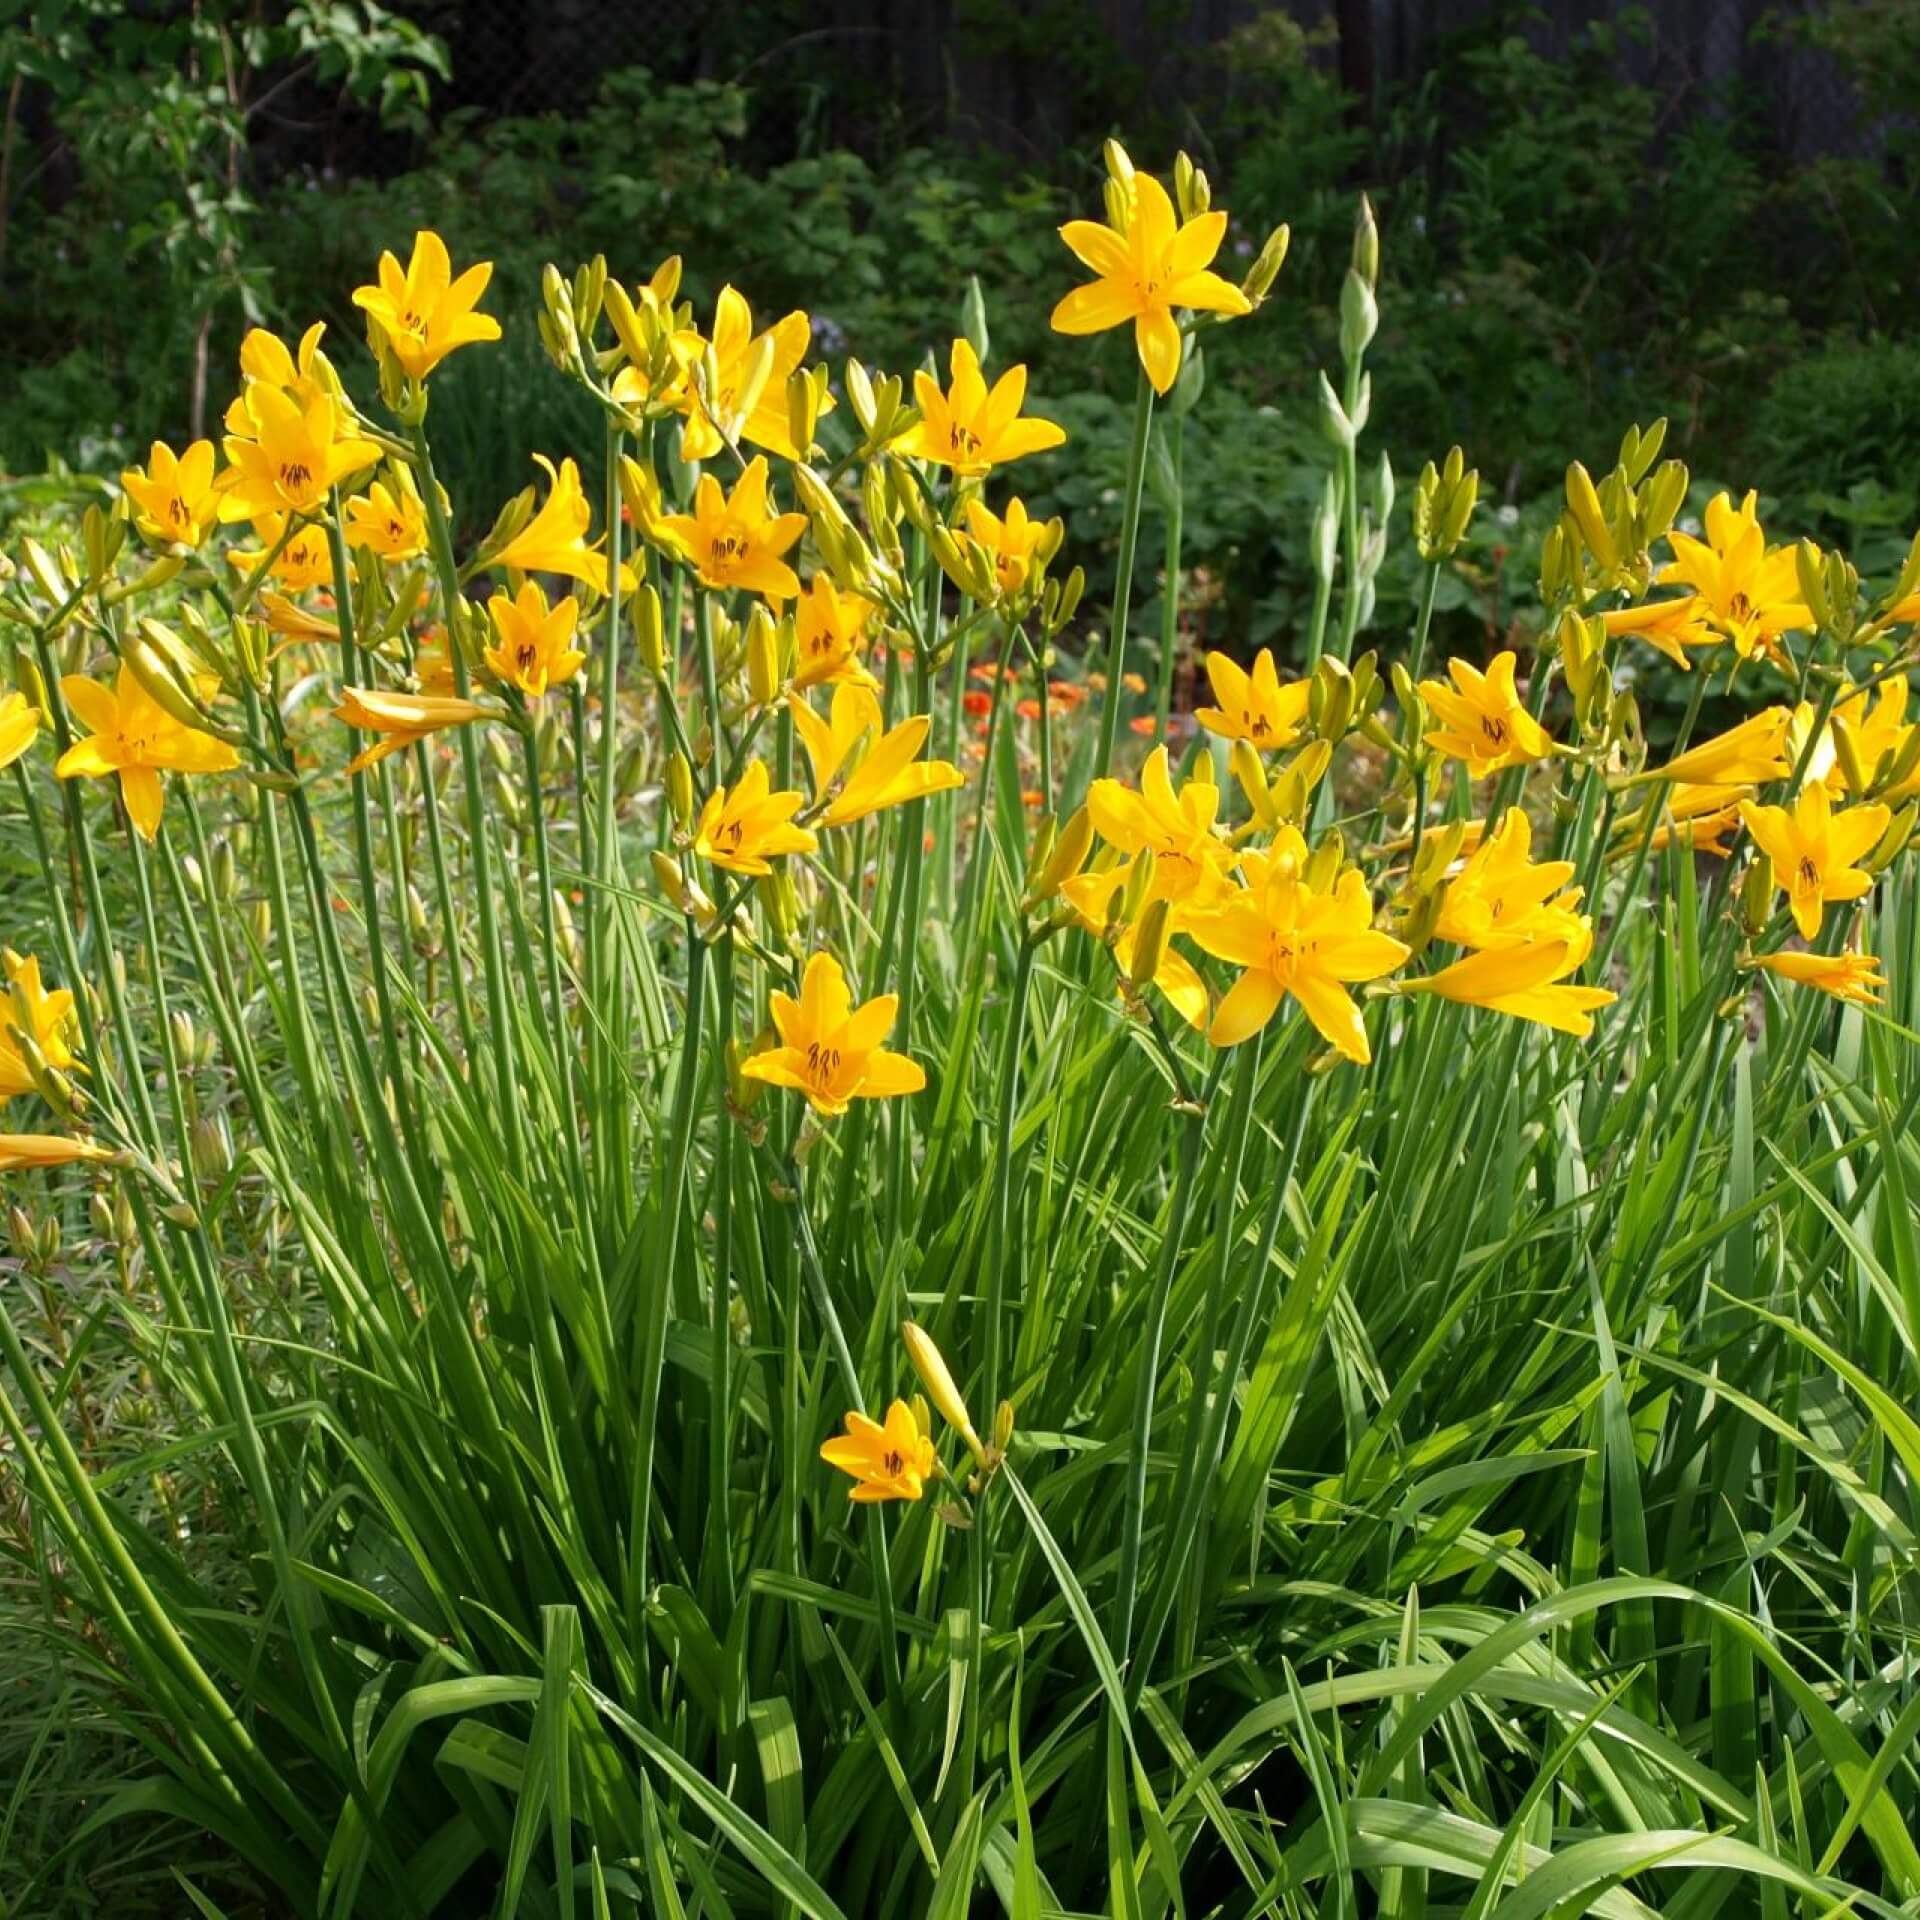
[1242,222,1291,305]
[1026,804,1093,906]
[745,604,781,707]
[1127,897,1172,994]
[1338,270,1378,364]
[902,1319,982,1459]
[1867,801,1917,875]
[1116,848,1157,931]
[1231,740,1278,829]
[1351,194,1379,289]
[635,583,666,676]
[1565,462,1619,572]
[667,751,694,829]
[1741,853,1775,938]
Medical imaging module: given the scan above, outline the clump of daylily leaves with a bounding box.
[5,138,1920,1496]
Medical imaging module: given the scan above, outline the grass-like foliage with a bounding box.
[3,144,1920,1916]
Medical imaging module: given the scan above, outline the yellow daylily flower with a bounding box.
[962,496,1049,598]
[1057,869,1213,1030]
[1738,782,1889,940]
[344,475,429,562]
[792,575,880,691]
[1749,947,1886,1006]
[228,514,337,594]
[607,257,700,413]
[789,685,965,828]
[0,691,41,771]
[218,385,380,523]
[121,440,221,547]
[1618,782,1749,860]
[1183,833,1409,1058]
[819,1398,936,1503]
[1085,746,1238,907]
[1,950,79,1104]
[55,663,241,840]
[1400,931,1616,1037]
[1434,807,1587,949]
[1599,595,1719,671]
[676,286,822,463]
[1052,163,1251,394]
[1195,648,1311,750]
[0,1133,115,1173]
[741,950,926,1116]
[690,759,819,875]
[223,323,336,433]
[654,456,807,603]
[494,455,635,597]
[484,581,586,701]
[1661,490,1811,664]
[1419,652,1554,778]
[894,338,1066,477]
[334,686,487,775]
[1645,707,1792,787]
[1829,678,1917,799]
[351,229,501,381]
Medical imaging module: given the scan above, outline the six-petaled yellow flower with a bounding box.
[820,1398,937,1503]
[1401,932,1616,1037]
[334,686,488,775]
[345,475,430,562]
[1184,833,1408,1058]
[1434,807,1587,950]
[790,685,965,829]
[485,581,586,701]
[792,575,880,690]
[1750,947,1886,1005]
[1660,490,1811,665]
[691,759,818,875]
[894,338,1066,477]
[1420,652,1554,778]
[1739,781,1890,939]
[1085,747,1238,907]
[219,385,380,523]
[1,950,79,1105]
[962,496,1049,599]
[495,455,634,597]
[655,456,806,602]
[0,1133,116,1173]
[741,951,925,1116]
[1600,595,1719,671]
[56,662,241,840]
[1052,160,1251,394]
[229,514,337,594]
[675,286,821,463]
[0,691,41,771]
[1195,648,1311,750]
[121,440,221,547]
[351,229,501,381]
[1645,707,1792,787]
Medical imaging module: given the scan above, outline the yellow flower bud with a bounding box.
[667,751,694,829]
[902,1319,982,1459]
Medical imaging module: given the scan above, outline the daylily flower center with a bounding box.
[803,1038,845,1093]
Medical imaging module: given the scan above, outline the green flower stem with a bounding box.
[1154,413,1185,747]
[325,495,426,1162]
[958,620,1017,940]
[1407,561,1441,693]
[983,931,1039,1415]
[414,734,478,1063]
[706,932,738,1623]
[410,416,523,1167]
[1334,354,1368,664]
[1113,1045,1230,1663]
[1134,1030,1303,1700]
[521,722,590,1220]
[628,921,707,1674]
[1094,367,1156,780]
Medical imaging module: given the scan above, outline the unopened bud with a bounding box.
[1741,853,1775,937]
[902,1318,982,1458]
[1027,804,1093,905]
[1127,897,1172,993]
[636,584,666,676]
[667,751,694,828]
